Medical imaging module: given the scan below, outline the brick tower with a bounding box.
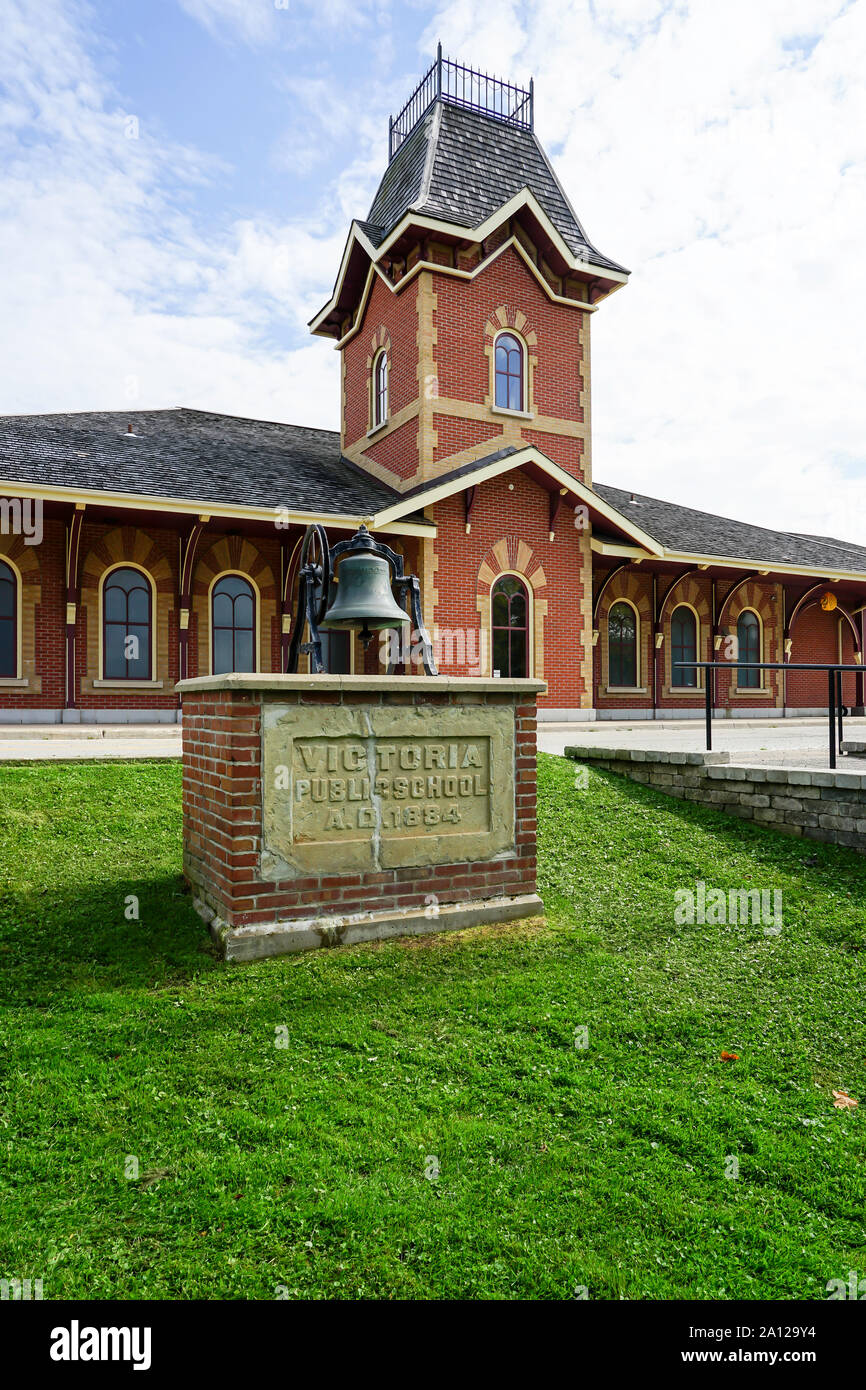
[310,47,628,495]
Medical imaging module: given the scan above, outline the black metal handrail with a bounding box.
[389,44,533,160]
[673,662,864,769]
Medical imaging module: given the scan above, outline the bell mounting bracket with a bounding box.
[287,523,438,676]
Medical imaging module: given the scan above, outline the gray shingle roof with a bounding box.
[367,100,627,273]
[594,482,866,574]
[0,408,407,519]
[2,407,862,574]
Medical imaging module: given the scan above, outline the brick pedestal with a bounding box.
[178,674,545,960]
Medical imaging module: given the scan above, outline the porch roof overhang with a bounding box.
[369,445,664,554]
[0,477,436,539]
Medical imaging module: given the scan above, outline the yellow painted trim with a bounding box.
[662,549,866,583]
[591,537,651,560]
[0,478,434,538]
[380,191,626,285]
[0,552,24,679]
[309,190,624,333]
[207,569,262,676]
[371,445,664,554]
[98,561,157,683]
[326,232,599,354]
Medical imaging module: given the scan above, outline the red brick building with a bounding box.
[1,54,865,724]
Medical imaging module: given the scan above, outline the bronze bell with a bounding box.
[321,529,409,648]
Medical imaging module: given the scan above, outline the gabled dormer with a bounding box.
[310,48,629,493]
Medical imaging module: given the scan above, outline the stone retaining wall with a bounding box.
[564,746,866,854]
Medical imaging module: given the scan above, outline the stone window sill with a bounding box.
[0,677,28,687]
[366,420,389,439]
[491,405,534,421]
[662,687,704,698]
[731,687,771,696]
[605,686,648,694]
[92,679,164,690]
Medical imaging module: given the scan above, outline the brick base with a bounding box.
[180,675,543,959]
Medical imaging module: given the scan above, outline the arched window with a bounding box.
[103,566,152,679]
[211,574,256,674]
[492,575,529,678]
[372,349,388,428]
[609,601,637,687]
[0,560,17,677]
[671,605,698,687]
[494,332,524,411]
[736,610,761,688]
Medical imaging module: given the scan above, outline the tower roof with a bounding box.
[366,99,626,275]
[309,52,628,338]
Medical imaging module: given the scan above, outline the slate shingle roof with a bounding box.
[367,100,626,273]
[0,408,408,519]
[1,407,864,574]
[594,482,866,574]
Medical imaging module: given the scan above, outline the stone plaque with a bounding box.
[261,702,516,878]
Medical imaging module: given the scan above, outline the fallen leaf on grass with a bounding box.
[720,1052,739,1061]
[832,1090,858,1110]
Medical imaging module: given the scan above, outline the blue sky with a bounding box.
[92,1,424,229]
[1,0,864,542]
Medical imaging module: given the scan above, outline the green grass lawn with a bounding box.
[0,753,864,1300]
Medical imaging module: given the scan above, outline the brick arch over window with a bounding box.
[0,534,41,689]
[476,537,547,678]
[660,574,712,695]
[598,570,652,693]
[722,578,782,702]
[483,308,538,415]
[80,527,173,691]
[193,535,277,676]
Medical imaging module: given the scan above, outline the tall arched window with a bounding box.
[372,349,388,428]
[492,575,529,678]
[103,566,152,679]
[671,605,698,687]
[494,332,524,411]
[0,560,17,677]
[736,610,761,688]
[212,574,255,674]
[608,601,637,687]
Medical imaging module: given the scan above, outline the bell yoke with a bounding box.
[287,523,438,676]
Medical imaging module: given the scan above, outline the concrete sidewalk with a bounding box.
[538,715,866,770]
[0,724,181,761]
[1,715,865,768]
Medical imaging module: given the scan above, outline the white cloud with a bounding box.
[2,0,865,548]
[177,0,382,48]
[0,0,340,426]
[176,0,281,46]
[423,0,866,542]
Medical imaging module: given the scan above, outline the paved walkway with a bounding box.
[538,716,866,770]
[1,716,865,770]
[0,725,181,760]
